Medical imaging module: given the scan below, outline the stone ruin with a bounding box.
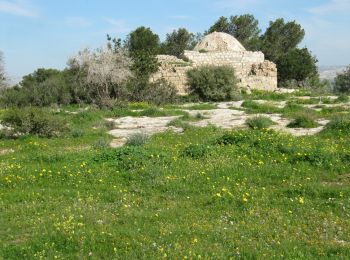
[151,32,278,95]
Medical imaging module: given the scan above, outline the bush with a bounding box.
[127,78,177,105]
[335,94,349,103]
[182,144,210,159]
[334,66,350,94]
[246,116,275,129]
[187,65,238,101]
[324,115,350,132]
[93,138,111,149]
[1,107,67,138]
[287,114,318,128]
[126,133,149,146]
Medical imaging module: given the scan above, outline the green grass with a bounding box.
[282,102,318,118]
[185,103,217,110]
[1,98,350,258]
[242,100,281,114]
[246,90,290,101]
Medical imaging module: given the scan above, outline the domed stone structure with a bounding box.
[151,32,278,95]
[193,32,246,52]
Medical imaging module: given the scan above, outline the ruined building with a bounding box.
[151,32,278,94]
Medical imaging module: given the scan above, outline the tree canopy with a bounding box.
[126,26,160,55]
[277,48,318,84]
[161,28,196,58]
[207,14,261,50]
[260,18,305,63]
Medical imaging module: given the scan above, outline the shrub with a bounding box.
[93,146,160,170]
[182,144,210,159]
[216,132,249,146]
[246,116,275,129]
[71,128,85,138]
[334,66,350,94]
[127,78,177,105]
[187,65,238,101]
[93,138,111,149]
[287,114,318,128]
[335,94,349,103]
[126,133,149,146]
[1,107,67,138]
[324,115,350,132]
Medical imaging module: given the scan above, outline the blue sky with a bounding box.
[0,0,349,82]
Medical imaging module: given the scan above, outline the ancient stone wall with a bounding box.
[152,52,278,94]
[151,55,192,95]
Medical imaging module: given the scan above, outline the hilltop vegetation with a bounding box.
[1,91,350,258]
[1,12,350,259]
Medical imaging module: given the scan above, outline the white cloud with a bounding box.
[0,0,37,17]
[308,0,350,15]
[65,17,91,28]
[104,18,131,34]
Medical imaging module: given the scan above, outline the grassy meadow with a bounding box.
[1,94,350,259]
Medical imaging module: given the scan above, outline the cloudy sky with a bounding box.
[0,0,349,82]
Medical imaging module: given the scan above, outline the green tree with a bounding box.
[207,16,231,34]
[20,68,61,88]
[277,48,318,84]
[261,18,305,62]
[0,51,6,88]
[230,14,261,50]
[126,26,160,55]
[334,66,350,94]
[161,28,196,57]
[207,14,261,50]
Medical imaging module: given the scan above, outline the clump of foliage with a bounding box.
[246,116,275,129]
[1,107,66,138]
[323,115,350,133]
[187,65,238,101]
[182,144,210,159]
[335,94,349,103]
[126,78,177,105]
[287,114,319,128]
[126,133,149,146]
[334,66,350,94]
[0,68,71,107]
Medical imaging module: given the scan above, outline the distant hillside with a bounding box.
[319,66,347,81]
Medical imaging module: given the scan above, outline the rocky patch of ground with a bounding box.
[105,100,338,146]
